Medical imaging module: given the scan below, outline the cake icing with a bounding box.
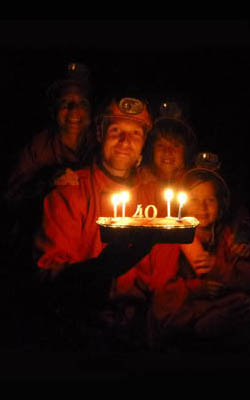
[96,216,199,229]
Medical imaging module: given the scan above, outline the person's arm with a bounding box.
[152,276,207,320]
[224,227,250,291]
[8,141,42,195]
[225,228,250,260]
[181,237,227,298]
[181,236,216,275]
[35,184,154,280]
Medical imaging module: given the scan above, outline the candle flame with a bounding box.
[164,189,173,201]
[112,193,121,205]
[178,192,187,206]
[120,191,129,203]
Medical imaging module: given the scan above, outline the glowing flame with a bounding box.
[178,192,187,206]
[112,193,121,205]
[164,189,173,201]
[120,191,129,203]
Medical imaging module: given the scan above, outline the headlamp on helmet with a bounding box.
[100,97,153,136]
[47,62,91,118]
[67,62,90,81]
[195,152,221,171]
[119,97,145,115]
[159,100,183,120]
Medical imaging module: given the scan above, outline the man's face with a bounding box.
[101,117,146,178]
[56,85,91,136]
[153,135,186,180]
[185,181,219,228]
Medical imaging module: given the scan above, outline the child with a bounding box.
[150,168,250,350]
[141,112,197,186]
[138,106,198,217]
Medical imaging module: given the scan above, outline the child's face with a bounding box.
[185,181,219,228]
[152,135,186,180]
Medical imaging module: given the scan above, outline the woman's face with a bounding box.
[56,85,91,136]
[152,134,186,180]
[185,181,219,228]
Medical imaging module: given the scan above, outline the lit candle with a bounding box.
[177,192,187,220]
[112,193,120,218]
[164,189,173,217]
[120,191,130,217]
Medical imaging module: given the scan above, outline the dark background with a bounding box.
[0,19,249,380]
[0,19,249,192]
[0,19,249,204]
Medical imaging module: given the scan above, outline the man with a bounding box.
[31,95,158,349]
[31,97,157,334]
[35,96,152,270]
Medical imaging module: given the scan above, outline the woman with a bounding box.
[7,63,94,196]
[3,63,96,266]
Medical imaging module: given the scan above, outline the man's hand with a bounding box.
[98,239,154,278]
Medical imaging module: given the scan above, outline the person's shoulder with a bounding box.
[76,166,92,179]
[22,129,53,155]
[54,165,95,187]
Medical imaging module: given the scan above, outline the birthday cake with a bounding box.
[96,216,199,244]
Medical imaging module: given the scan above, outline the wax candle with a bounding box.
[164,189,173,217]
[112,193,120,218]
[120,191,129,217]
[177,192,187,220]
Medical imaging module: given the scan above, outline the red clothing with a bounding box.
[112,242,180,298]
[35,163,149,268]
[34,162,183,351]
[151,225,250,337]
[34,162,180,296]
[35,163,135,270]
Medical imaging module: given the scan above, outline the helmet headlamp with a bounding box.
[118,97,144,115]
[195,152,221,171]
[99,97,153,135]
[159,100,183,120]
